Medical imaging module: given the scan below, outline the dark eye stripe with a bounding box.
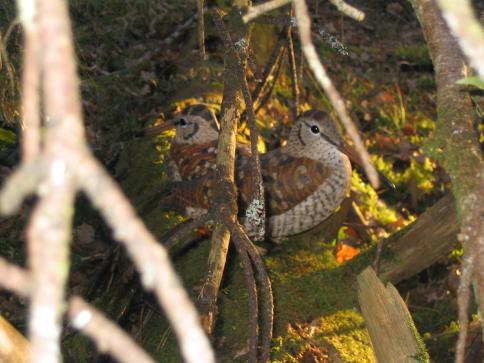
[183,122,199,140]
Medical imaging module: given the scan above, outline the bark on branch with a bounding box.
[0,1,215,362]
[409,1,484,361]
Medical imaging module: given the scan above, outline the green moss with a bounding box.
[394,44,431,64]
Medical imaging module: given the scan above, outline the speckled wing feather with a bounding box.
[160,176,214,213]
[169,141,252,181]
[237,149,332,216]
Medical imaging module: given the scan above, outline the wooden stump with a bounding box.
[357,267,429,363]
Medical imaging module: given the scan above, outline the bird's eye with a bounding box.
[310,125,320,134]
[179,118,187,127]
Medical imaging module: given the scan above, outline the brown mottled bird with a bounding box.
[163,110,355,242]
[146,104,253,182]
[146,104,252,218]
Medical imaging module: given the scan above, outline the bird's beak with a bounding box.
[144,119,176,137]
[340,142,395,190]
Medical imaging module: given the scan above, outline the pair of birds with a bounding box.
[150,104,356,242]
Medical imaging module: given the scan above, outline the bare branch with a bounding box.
[243,0,365,23]
[328,0,365,22]
[78,158,215,363]
[163,213,212,250]
[212,8,266,241]
[436,0,484,79]
[197,6,247,337]
[0,158,45,215]
[16,0,41,162]
[227,221,274,363]
[243,0,291,23]
[197,0,207,60]
[0,258,31,297]
[3,0,216,361]
[68,296,156,363]
[292,0,380,188]
[286,21,299,122]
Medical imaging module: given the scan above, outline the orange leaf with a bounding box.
[335,243,360,264]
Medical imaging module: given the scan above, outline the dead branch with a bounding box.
[163,213,212,250]
[292,0,380,188]
[16,0,40,162]
[77,158,215,363]
[286,20,300,122]
[247,32,286,117]
[0,0,215,362]
[227,221,274,363]
[212,8,266,241]
[379,194,459,284]
[68,297,155,363]
[242,0,365,23]
[197,7,245,336]
[197,0,206,60]
[0,257,30,297]
[410,1,484,361]
[243,0,291,23]
[436,0,484,79]
[327,0,365,22]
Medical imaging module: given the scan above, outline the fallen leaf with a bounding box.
[335,242,360,264]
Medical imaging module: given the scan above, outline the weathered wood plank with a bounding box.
[357,267,429,363]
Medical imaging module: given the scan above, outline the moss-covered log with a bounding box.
[379,193,458,284]
[357,267,429,363]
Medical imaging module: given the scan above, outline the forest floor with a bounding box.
[0,0,483,362]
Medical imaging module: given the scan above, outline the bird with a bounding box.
[145,104,253,219]
[162,109,355,242]
[239,109,353,241]
[146,104,252,182]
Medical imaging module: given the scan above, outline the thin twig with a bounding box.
[16,0,41,162]
[286,21,299,121]
[228,221,274,363]
[0,258,30,297]
[372,240,385,275]
[197,0,206,60]
[69,296,156,363]
[243,0,365,23]
[243,0,291,23]
[163,213,212,250]
[292,0,380,188]
[328,0,365,22]
[255,53,284,114]
[227,238,259,363]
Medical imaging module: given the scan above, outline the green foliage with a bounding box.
[0,127,16,144]
[394,43,431,64]
[456,76,484,90]
[351,171,399,226]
